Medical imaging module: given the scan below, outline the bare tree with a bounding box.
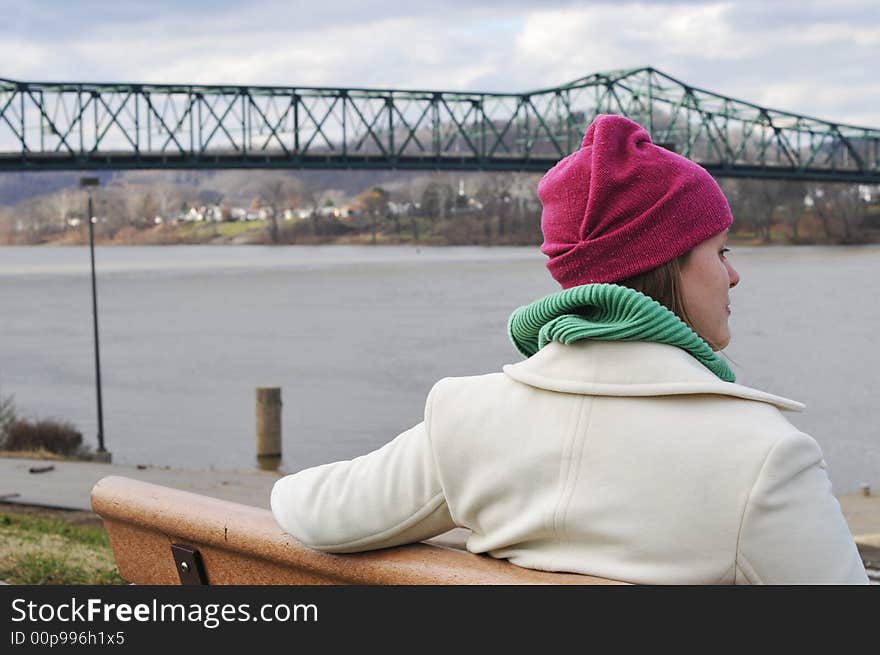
[808,183,867,244]
[47,187,81,229]
[20,196,58,242]
[400,175,437,241]
[0,206,14,244]
[299,186,320,236]
[110,182,158,230]
[153,182,179,222]
[420,176,454,230]
[721,178,787,243]
[473,173,517,242]
[359,187,389,244]
[259,177,305,243]
[777,181,808,242]
[260,180,283,244]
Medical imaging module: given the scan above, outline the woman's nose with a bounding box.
[727,262,740,288]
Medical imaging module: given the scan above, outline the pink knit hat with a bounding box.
[539,114,733,287]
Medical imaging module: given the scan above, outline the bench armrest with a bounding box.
[91,475,624,585]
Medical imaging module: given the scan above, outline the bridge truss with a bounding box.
[1,67,878,183]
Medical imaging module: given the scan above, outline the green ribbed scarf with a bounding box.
[507,283,735,382]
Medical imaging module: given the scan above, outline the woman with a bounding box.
[271,114,867,584]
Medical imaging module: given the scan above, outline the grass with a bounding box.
[4,553,124,585]
[0,508,126,585]
[178,219,267,240]
[0,448,70,461]
[216,220,269,238]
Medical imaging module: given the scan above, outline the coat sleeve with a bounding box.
[735,431,868,584]
[270,419,455,553]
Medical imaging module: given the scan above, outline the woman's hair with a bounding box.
[615,252,722,351]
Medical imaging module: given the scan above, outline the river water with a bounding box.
[0,244,877,494]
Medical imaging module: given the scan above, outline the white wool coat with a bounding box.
[270,340,868,584]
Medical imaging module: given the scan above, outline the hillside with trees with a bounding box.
[0,169,877,246]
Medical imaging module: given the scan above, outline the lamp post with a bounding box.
[79,176,110,462]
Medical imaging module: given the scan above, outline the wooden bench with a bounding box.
[91,476,625,585]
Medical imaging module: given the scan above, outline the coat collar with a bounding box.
[502,340,804,412]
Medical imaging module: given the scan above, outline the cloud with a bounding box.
[2,0,879,127]
[0,38,49,78]
[59,14,503,92]
[510,3,758,86]
[507,1,879,126]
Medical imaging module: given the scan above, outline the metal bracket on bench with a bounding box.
[171,544,208,585]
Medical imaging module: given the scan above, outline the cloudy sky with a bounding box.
[3,0,879,127]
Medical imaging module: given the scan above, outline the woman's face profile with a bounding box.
[680,230,740,351]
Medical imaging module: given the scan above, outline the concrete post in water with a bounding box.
[256,387,282,470]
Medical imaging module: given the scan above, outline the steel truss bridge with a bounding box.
[1,67,878,183]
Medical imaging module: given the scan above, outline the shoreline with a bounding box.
[4,224,879,249]
[1,453,877,536]
[6,237,879,247]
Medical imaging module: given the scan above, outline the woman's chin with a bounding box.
[713,333,731,351]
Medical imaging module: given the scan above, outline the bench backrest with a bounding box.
[90,475,625,585]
